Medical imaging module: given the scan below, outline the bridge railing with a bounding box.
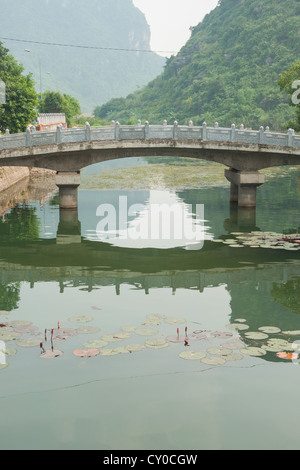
[0,121,299,150]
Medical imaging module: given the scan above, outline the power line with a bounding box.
[0,36,177,55]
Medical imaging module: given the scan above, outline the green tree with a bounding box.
[278,61,300,131]
[39,90,81,126]
[0,42,38,133]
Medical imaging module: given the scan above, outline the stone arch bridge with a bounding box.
[0,121,300,208]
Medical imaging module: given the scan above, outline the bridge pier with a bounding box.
[56,208,82,245]
[55,171,81,209]
[225,169,265,207]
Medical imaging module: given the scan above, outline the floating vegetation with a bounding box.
[73,348,100,358]
[244,332,269,340]
[165,317,186,325]
[41,349,64,359]
[145,338,169,349]
[134,328,158,336]
[218,231,300,251]
[121,326,138,332]
[179,351,206,361]
[0,347,17,357]
[9,320,32,328]
[258,327,281,334]
[0,332,21,341]
[201,356,227,365]
[227,323,249,331]
[240,347,267,357]
[3,310,300,370]
[83,339,108,349]
[126,344,145,353]
[76,326,100,335]
[68,315,94,323]
[16,338,42,348]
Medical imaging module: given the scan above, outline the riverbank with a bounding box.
[0,167,56,193]
[0,167,57,217]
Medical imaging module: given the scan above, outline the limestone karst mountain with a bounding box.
[0,0,165,112]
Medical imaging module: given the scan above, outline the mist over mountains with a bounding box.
[96,0,300,130]
[0,0,165,112]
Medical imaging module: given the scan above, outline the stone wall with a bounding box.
[0,166,30,193]
[0,166,56,193]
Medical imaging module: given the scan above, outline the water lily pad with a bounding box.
[206,347,232,356]
[244,332,269,340]
[126,344,145,353]
[121,326,137,332]
[101,334,123,343]
[68,315,94,323]
[227,323,249,331]
[282,330,300,336]
[73,348,100,357]
[9,320,32,328]
[262,344,285,353]
[179,351,206,361]
[99,348,120,356]
[164,317,186,325]
[16,338,42,348]
[0,363,8,370]
[13,325,40,335]
[113,346,131,354]
[201,356,227,365]
[134,328,158,336]
[166,335,186,343]
[112,332,131,340]
[0,332,21,341]
[211,331,233,338]
[147,314,166,321]
[0,311,10,316]
[0,347,17,357]
[41,349,64,359]
[221,339,245,350]
[258,326,281,334]
[83,339,108,348]
[240,347,266,357]
[187,333,208,341]
[224,353,244,361]
[76,326,100,335]
[145,338,169,349]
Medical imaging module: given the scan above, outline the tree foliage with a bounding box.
[0,42,38,134]
[278,61,300,131]
[95,0,300,131]
[39,90,81,125]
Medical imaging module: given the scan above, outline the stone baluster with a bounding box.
[145,121,150,139]
[85,122,91,141]
[288,128,295,147]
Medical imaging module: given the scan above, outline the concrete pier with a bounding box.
[55,171,81,209]
[225,169,265,207]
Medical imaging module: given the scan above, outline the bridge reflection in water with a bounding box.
[0,205,299,343]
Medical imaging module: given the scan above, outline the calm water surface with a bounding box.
[0,160,300,450]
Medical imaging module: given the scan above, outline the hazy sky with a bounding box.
[133,0,219,56]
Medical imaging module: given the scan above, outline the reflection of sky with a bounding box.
[29,186,214,250]
[86,189,213,249]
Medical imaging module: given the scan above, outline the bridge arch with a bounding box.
[1,123,300,208]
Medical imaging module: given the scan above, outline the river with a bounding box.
[0,157,299,450]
